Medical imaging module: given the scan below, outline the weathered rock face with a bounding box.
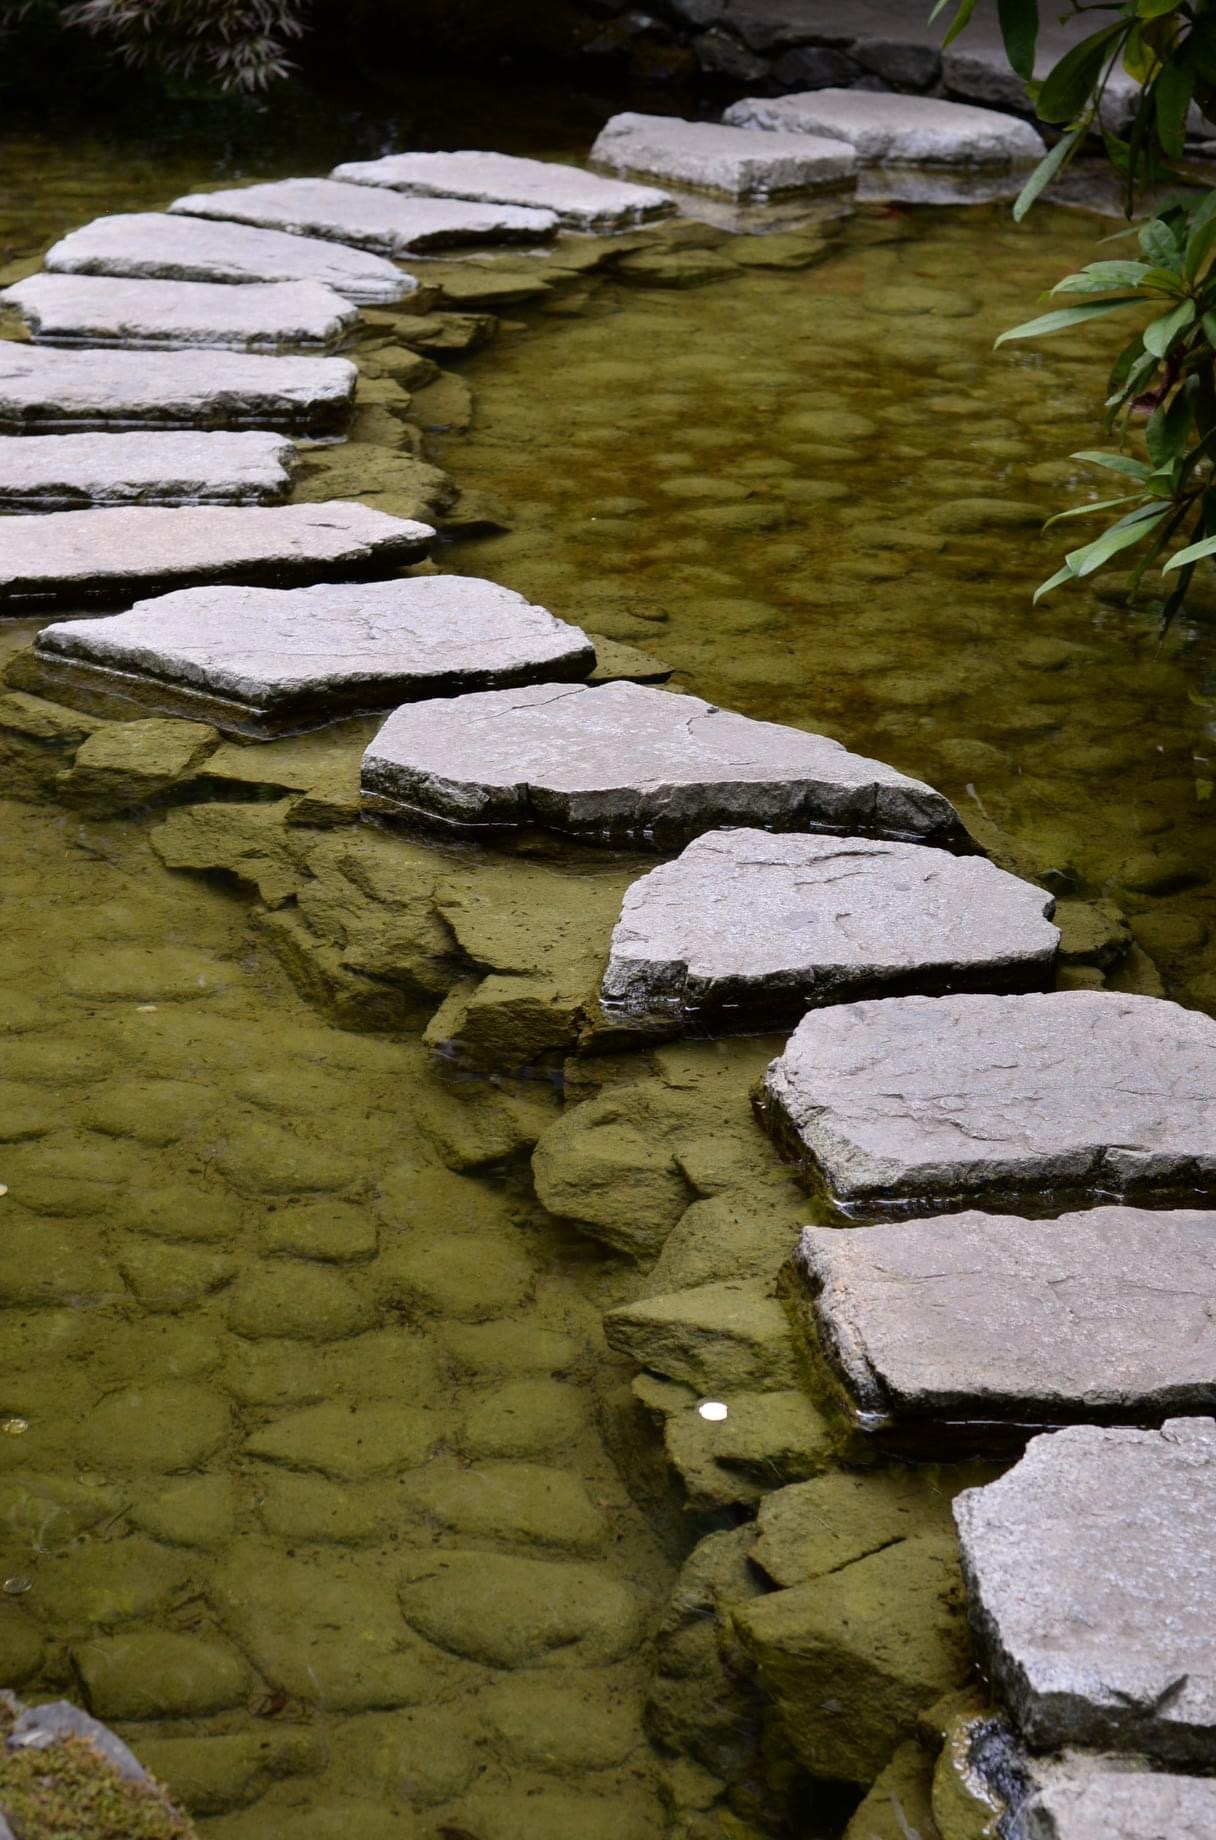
[1,273,359,351]
[331,150,674,232]
[169,179,558,257]
[42,211,416,304]
[763,990,1216,1211]
[590,112,857,199]
[724,89,1045,165]
[0,431,298,508]
[602,829,1057,1022]
[361,681,964,848]
[1021,1764,1216,1840]
[954,1418,1216,1764]
[605,1279,803,1393]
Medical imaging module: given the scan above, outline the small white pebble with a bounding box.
[697,1400,728,1423]
[0,1417,28,1437]
[136,1004,158,1013]
[0,1185,7,1198]
[2,1577,31,1596]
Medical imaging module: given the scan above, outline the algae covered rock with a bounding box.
[74,1630,250,1719]
[397,1549,646,1668]
[843,1738,942,1840]
[639,1376,835,1511]
[400,1461,608,1554]
[243,1400,436,1480]
[605,1279,802,1394]
[134,1729,323,1818]
[56,718,219,813]
[531,1084,695,1262]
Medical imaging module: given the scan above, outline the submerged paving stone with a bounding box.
[0,431,298,509]
[169,178,558,256]
[954,1418,1216,1764]
[1,273,359,351]
[764,990,1216,1210]
[724,89,1045,166]
[601,829,1057,1021]
[330,149,674,231]
[590,112,857,200]
[361,681,964,848]
[1020,1763,1216,1840]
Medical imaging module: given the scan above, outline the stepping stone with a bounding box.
[1019,1762,1216,1840]
[43,211,416,305]
[0,346,356,435]
[601,829,1056,1023]
[764,990,1216,1211]
[0,503,431,611]
[0,431,297,508]
[953,1418,1216,1763]
[723,90,1045,167]
[360,681,964,848]
[330,149,673,232]
[168,178,557,257]
[1,273,359,351]
[30,576,596,733]
[589,112,856,200]
[796,1206,1216,1445]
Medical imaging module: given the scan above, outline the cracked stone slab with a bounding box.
[1020,1762,1216,1840]
[0,345,356,435]
[0,502,432,611]
[0,431,298,509]
[361,680,964,848]
[724,90,1045,166]
[590,113,857,200]
[330,150,674,232]
[31,576,596,732]
[763,990,1216,1211]
[1,273,359,351]
[169,178,558,256]
[42,211,416,305]
[954,1418,1216,1764]
[796,1207,1216,1443]
[601,829,1057,1023]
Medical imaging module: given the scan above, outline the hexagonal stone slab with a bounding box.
[796,1207,1216,1445]
[31,576,595,732]
[1021,1763,1216,1840]
[330,149,674,231]
[2,273,358,351]
[169,178,557,256]
[43,211,416,304]
[954,1418,1216,1764]
[0,431,297,509]
[361,681,964,848]
[0,346,355,435]
[724,90,1045,167]
[601,829,1056,1023]
[764,990,1216,1211]
[590,112,856,200]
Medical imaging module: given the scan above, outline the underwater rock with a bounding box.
[81,1381,230,1473]
[842,1739,941,1840]
[459,1376,588,1460]
[133,1730,323,1818]
[401,1462,608,1554]
[292,446,454,524]
[1019,1764,1216,1840]
[56,717,219,812]
[375,310,497,353]
[73,1631,250,1719]
[605,1279,802,1394]
[397,1548,646,1668]
[376,1229,534,1323]
[478,1670,642,1767]
[1,273,358,351]
[226,1265,375,1340]
[636,1375,834,1511]
[444,1789,661,1840]
[170,178,557,256]
[331,150,673,232]
[724,89,1044,166]
[590,113,856,199]
[0,430,298,509]
[423,973,590,1072]
[244,1401,435,1478]
[532,1084,696,1262]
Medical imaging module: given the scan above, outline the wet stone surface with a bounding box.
[0,431,298,509]
[590,112,857,199]
[1,274,360,352]
[169,178,558,257]
[1020,1763,1216,1840]
[723,88,1045,166]
[330,150,674,232]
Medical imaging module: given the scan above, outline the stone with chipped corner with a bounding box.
[954,1418,1216,1764]
[764,990,1216,1210]
[1,273,359,351]
[605,1280,802,1394]
[590,112,856,200]
[1021,1762,1216,1840]
[331,149,673,231]
[0,431,298,509]
[724,89,1044,166]
[169,178,557,256]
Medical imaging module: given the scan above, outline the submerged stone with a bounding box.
[397,1549,645,1667]
[724,89,1044,166]
[1,273,359,350]
[331,149,673,231]
[605,1280,801,1393]
[57,716,220,811]
[0,430,298,509]
[401,1462,608,1553]
[1020,1763,1216,1840]
[170,178,557,256]
[590,112,857,199]
[74,1631,250,1719]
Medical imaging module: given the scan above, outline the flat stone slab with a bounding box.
[589,113,856,200]
[764,990,1216,1210]
[169,179,557,256]
[1,273,359,351]
[0,345,355,435]
[43,212,416,305]
[330,150,673,232]
[600,829,1057,1022]
[32,576,596,731]
[723,90,1045,166]
[360,681,964,848]
[0,431,297,508]
[1021,1763,1216,1840]
[0,502,432,610]
[797,1207,1216,1441]
[954,1418,1216,1764]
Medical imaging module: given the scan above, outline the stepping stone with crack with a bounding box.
[169,178,558,256]
[330,149,674,232]
[29,576,596,734]
[590,112,856,200]
[764,989,1216,1212]
[2,273,359,351]
[724,90,1045,167]
[0,502,431,611]
[360,680,965,848]
[43,211,416,305]
[954,1418,1216,1764]
[0,431,297,509]
[601,829,1057,1024]
[796,1206,1216,1450]
[0,346,356,435]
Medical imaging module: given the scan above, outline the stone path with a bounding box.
[1020,1764,1216,1840]
[2,273,359,351]
[590,113,857,199]
[330,150,674,232]
[0,431,297,507]
[724,88,1045,166]
[168,178,558,256]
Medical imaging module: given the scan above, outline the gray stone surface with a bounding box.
[1,272,359,350]
[954,1418,1216,1764]
[723,89,1045,166]
[1021,1763,1216,1840]
[169,178,557,256]
[0,431,297,508]
[8,1699,150,1784]
[797,1207,1216,1429]
[764,990,1216,1209]
[43,211,416,304]
[601,829,1057,1020]
[590,112,856,200]
[361,680,963,847]
[0,502,431,609]
[34,576,595,727]
[331,149,674,231]
[0,345,356,434]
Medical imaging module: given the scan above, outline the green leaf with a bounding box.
[1136,0,1185,18]
[1066,503,1172,576]
[938,0,980,49]
[1071,449,1153,480]
[1105,347,1157,410]
[1012,122,1088,220]
[1186,210,1216,284]
[1164,529,1216,570]
[1140,216,1184,269]
[1154,61,1196,159]
[1037,22,1125,123]
[998,0,1039,81]
[1033,561,1082,602]
[1052,259,1154,293]
[1143,295,1196,357]
[995,296,1145,344]
[1043,492,1148,527]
